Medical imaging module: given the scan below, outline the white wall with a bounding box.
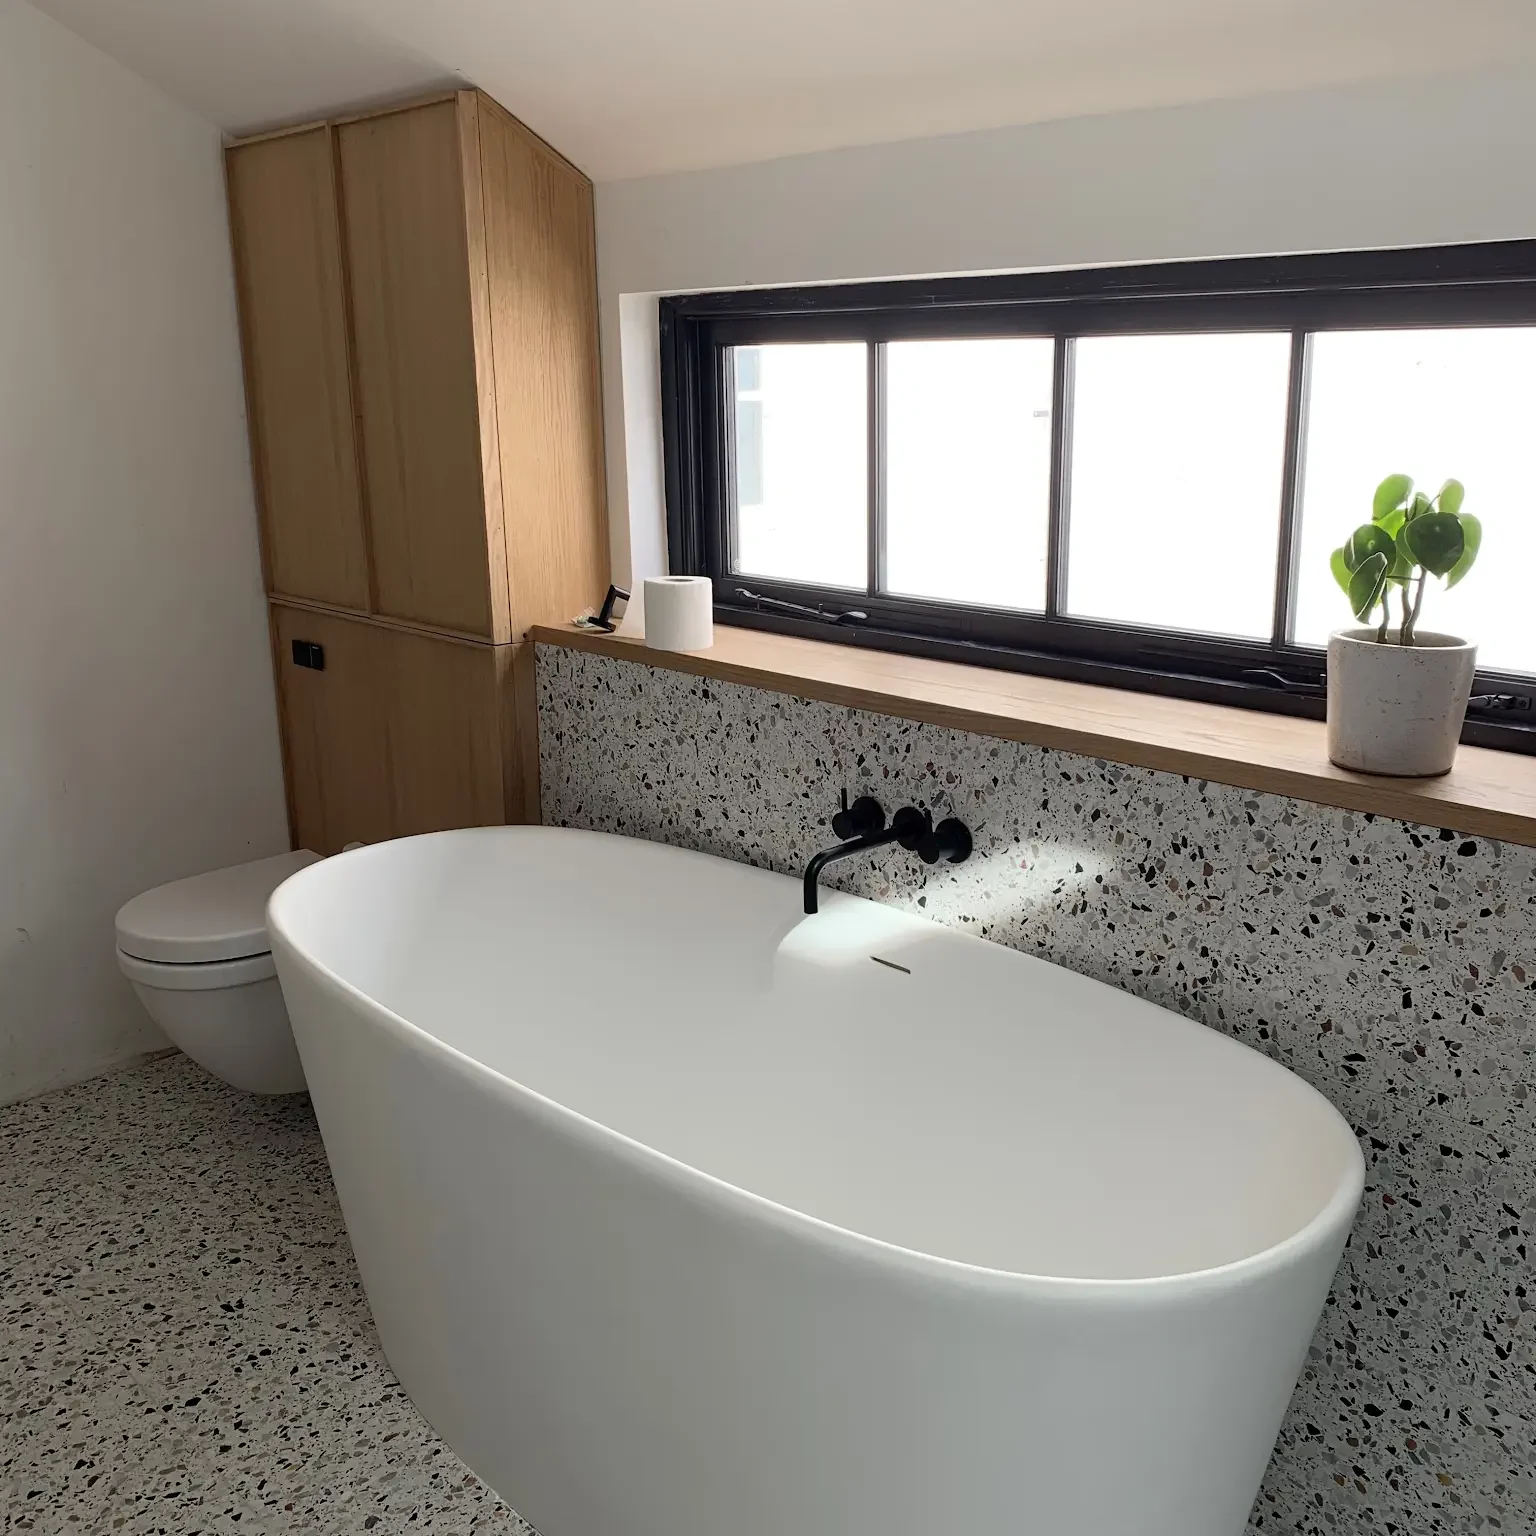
[0,0,288,1103]
[595,68,1536,590]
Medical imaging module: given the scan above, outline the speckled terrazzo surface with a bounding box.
[537,643,1536,1536]
[0,1056,532,1535]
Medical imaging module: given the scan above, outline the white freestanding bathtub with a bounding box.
[268,826,1364,1536]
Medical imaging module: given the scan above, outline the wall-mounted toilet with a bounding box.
[115,850,320,1095]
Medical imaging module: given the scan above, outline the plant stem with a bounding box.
[1376,598,1389,643]
[1403,572,1427,646]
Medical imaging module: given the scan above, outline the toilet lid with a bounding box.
[115,850,321,965]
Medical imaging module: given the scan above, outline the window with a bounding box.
[661,241,1536,753]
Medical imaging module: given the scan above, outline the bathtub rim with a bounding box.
[269,844,1366,1300]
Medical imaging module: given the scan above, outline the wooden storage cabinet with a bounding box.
[227,91,605,853]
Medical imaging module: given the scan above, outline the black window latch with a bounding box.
[733,588,868,626]
[1244,667,1531,716]
[1241,667,1325,697]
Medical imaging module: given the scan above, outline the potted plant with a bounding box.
[1326,474,1481,776]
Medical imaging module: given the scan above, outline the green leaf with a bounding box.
[1330,546,1352,594]
[1402,512,1466,576]
[1406,491,1434,522]
[1438,478,1466,518]
[1373,473,1414,521]
[1348,551,1389,621]
[1345,522,1396,571]
[1445,512,1482,589]
[1378,507,1407,538]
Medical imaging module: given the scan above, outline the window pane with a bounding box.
[732,342,866,590]
[1292,327,1536,671]
[1064,333,1293,638]
[884,339,1054,609]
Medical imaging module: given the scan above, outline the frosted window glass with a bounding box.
[732,343,867,590]
[1065,333,1292,639]
[885,338,1054,610]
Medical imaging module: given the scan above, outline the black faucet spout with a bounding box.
[803,829,892,915]
[802,805,928,914]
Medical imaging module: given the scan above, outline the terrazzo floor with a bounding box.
[1,1054,534,1534]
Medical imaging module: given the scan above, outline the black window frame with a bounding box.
[660,240,1536,754]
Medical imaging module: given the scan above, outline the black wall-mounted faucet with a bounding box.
[802,792,973,914]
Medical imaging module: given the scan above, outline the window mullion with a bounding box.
[1045,336,1075,618]
[712,344,735,578]
[1271,330,1312,650]
[868,340,886,597]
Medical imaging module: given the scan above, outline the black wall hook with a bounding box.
[589,585,630,633]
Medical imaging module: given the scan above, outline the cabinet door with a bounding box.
[337,101,498,638]
[227,130,369,609]
[271,605,392,852]
[272,606,513,853]
[477,98,610,633]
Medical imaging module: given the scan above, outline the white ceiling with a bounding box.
[28,0,1536,180]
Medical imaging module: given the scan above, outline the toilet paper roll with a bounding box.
[643,576,714,652]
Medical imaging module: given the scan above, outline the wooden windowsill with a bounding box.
[531,623,1536,848]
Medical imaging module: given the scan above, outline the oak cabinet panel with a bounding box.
[271,605,534,854]
[477,98,609,635]
[269,605,392,853]
[337,102,496,637]
[227,128,369,609]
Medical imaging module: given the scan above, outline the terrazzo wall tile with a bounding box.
[536,643,1536,1536]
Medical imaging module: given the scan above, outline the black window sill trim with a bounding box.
[713,585,1536,756]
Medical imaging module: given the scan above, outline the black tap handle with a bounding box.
[832,792,886,840]
[919,817,973,866]
[891,804,930,852]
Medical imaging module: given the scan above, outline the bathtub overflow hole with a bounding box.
[870,956,911,975]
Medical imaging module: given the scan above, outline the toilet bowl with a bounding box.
[116,850,320,1094]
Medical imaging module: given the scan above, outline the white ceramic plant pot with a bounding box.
[1326,628,1477,777]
